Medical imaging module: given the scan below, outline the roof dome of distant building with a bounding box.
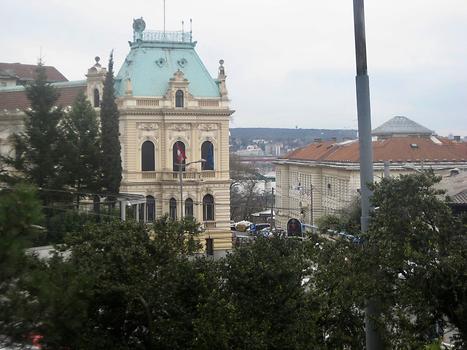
[372,116,433,137]
[114,23,221,98]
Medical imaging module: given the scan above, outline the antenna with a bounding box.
[163,0,166,34]
[182,20,184,32]
[38,46,43,64]
[190,18,192,41]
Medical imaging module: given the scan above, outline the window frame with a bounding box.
[185,198,194,218]
[141,140,156,172]
[201,141,214,171]
[169,197,177,220]
[175,90,184,108]
[203,194,215,221]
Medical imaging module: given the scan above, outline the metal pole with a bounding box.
[271,187,275,229]
[352,0,382,349]
[120,199,126,221]
[179,164,183,220]
[310,186,313,225]
[163,0,166,34]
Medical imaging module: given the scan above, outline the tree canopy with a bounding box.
[1,173,465,349]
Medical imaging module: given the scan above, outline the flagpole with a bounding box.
[176,159,206,221]
[179,164,183,220]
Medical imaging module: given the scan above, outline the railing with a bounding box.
[201,170,216,178]
[198,100,219,107]
[136,30,192,43]
[125,170,223,182]
[204,221,216,229]
[136,99,159,108]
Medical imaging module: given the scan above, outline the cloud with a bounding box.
[2,0,466,135]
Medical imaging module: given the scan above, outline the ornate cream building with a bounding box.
[275,116,467,229]
[0,18,233,251]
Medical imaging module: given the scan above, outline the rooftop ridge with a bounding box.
[0,80,86,93]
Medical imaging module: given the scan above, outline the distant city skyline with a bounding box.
[2,0,467,136]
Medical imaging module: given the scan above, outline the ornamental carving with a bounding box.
[168,123,191,131]
[137,123,159,131]
[198,123,218,131]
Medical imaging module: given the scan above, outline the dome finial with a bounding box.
[218,59,225,76]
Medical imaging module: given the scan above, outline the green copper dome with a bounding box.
[115,27,220,98]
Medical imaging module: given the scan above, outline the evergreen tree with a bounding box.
[3,62,65,203]
[100,52,122,201]
[62,92,101,205]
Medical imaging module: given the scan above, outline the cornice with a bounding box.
[119,108,234,117]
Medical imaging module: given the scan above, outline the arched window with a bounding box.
[139,203,145,222]
[93,88,100,108]
[141,141,155,171]
[175,90,184,108]
[185,198,193,218]
[201,141,214,170]
[173,141,186,172]
[146,195,155,222]
[169,198,177,220]
[203,194,214,221]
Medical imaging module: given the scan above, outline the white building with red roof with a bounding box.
[274,116,467,229]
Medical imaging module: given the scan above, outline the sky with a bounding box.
[2,0,467,136]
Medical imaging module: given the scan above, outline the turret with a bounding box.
[86,56,107,108]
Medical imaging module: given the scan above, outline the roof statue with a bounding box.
[372,116,433,137]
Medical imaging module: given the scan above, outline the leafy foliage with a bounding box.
[0,184,43,344]
[2,173,466,349]
[364,172,467,348]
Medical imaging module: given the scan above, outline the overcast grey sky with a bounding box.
[2,0,467,136]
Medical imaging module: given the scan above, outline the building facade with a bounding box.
[116,19,233,250]
[0,18,233,251]
[275,116,467,229]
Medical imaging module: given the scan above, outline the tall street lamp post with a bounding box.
[352,0,382,348]
[176,159,206,220]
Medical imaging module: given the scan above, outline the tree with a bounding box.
[230,154,269,221]
[2,62,65,203]
[61,91,101,206]
[194,236,326,350]
[306,172,467,349]
[100,52,122,201]
[315,198,361,235]
[0,184,43,345]
[22,217,209,349]
[363,172,467,348]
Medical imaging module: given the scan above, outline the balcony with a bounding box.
[124,170,224,182]
[203,221,216,229]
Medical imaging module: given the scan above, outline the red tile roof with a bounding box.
[285,137,467,163]
[0,62,68,82]
[0,84,86,111]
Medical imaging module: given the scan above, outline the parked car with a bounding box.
[249,223,271,234]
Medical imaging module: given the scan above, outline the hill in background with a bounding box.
[230,128,357,151]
